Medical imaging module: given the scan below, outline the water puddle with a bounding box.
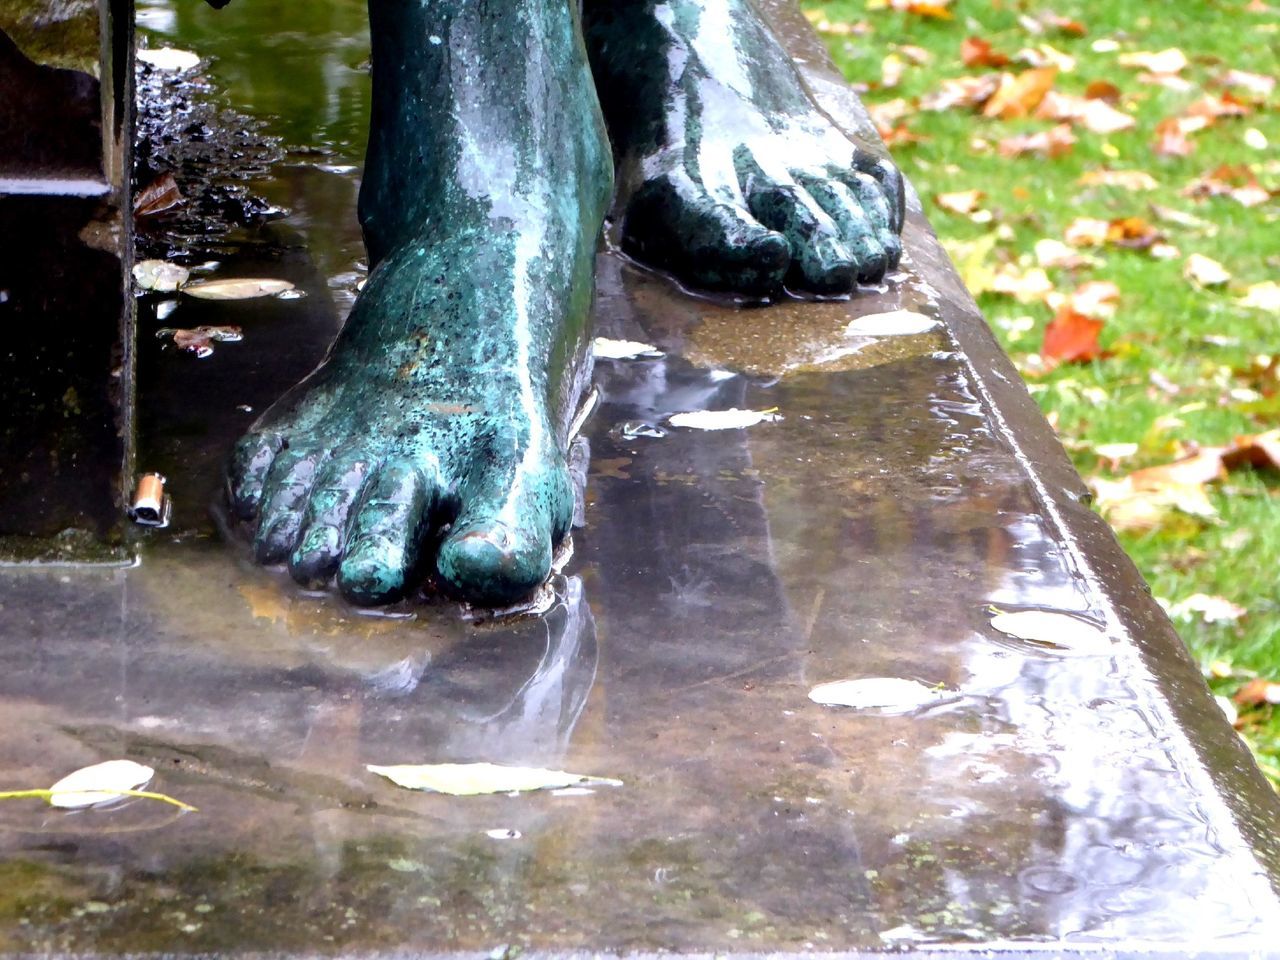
[0,0,1275,954]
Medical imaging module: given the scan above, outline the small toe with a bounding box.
[622,172,791,296]
[853,153,906,234]
[338,460,436,605]
[745,179,856,295]
[436,458,574,607]
[798,175,888,284]
[227,432,284,520]
[840,170,903,272]
[253,448,329,564]
[288,449,375,588]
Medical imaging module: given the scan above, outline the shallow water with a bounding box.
[0,3,1277,954]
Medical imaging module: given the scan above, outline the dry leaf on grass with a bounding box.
[921,74,1002,111]
[1217,69,1276,98]
[1118,48,1188,75]
[1078,169,1159,191]
[998,123,1076,157]
[961,36,1009,68]
[935,189,985,215]
[1169,593,1247,624]
[1237,281,1280,312]
[983,67,1058,118]
[1042,306,1105,366]
[1183,253,1231,287]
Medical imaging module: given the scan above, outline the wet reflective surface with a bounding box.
[1,2,1279,955]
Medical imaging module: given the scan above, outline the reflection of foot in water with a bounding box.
[225,0,613,607]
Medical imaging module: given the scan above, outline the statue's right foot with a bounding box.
[226,0,612,608]
[585,0,904,299]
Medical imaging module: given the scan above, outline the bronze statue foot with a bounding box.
[225,0,612,607]
[586,0,904,298]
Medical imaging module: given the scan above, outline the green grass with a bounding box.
[803,0,1280,777]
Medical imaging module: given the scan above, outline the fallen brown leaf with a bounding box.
[921,74,1002,111]
[1084,79,1122,101]
[134,173,183,218]
[961,36,1009,68]
[1184,93,1251,121]
[1235,678,1280,707]
[998,123,1076,157]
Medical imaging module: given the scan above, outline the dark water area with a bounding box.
[0,2,1277,955]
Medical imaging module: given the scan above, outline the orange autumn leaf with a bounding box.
[1042,305,1105,365]
[1105,216,1160,249]
[961,36,1010,68]
[983,67,1058,119]
[1217,69,1276,98]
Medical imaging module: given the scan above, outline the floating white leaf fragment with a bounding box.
[182,278,295,300]
[133,259,190,292]
[550,786,597,797]
[808,677,945,711]
[668,408,781,431]
[989,610,1112,654]
[485,828,522,840]
[366,762,622,797]
[592,337,664,360]
[845,310,940,337]
[48,760,154,809]
[137,48,201,72]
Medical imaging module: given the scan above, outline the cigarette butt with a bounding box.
[129,473,171,527]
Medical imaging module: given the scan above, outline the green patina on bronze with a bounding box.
[225,0,904,607]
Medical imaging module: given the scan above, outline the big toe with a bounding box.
[436,463,573,607]
[437,520,552,607]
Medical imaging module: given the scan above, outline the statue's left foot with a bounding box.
[586,0,904,298]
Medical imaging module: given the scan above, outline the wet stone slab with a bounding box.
[2,2,1280,958]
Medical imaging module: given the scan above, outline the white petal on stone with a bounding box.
[132,259,190,292]
[182,278,296,300]
[137,48,201,72]
[48,760,154,809]
[366,762,622,797]
[1215,695,1239,726]
[989,610,1113,655]
[808,677,945,711]
[550,787,597,797]
[845,310,940,337]
[485,828,522,840]
[592,337,664,360]
[668,408,782,431]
